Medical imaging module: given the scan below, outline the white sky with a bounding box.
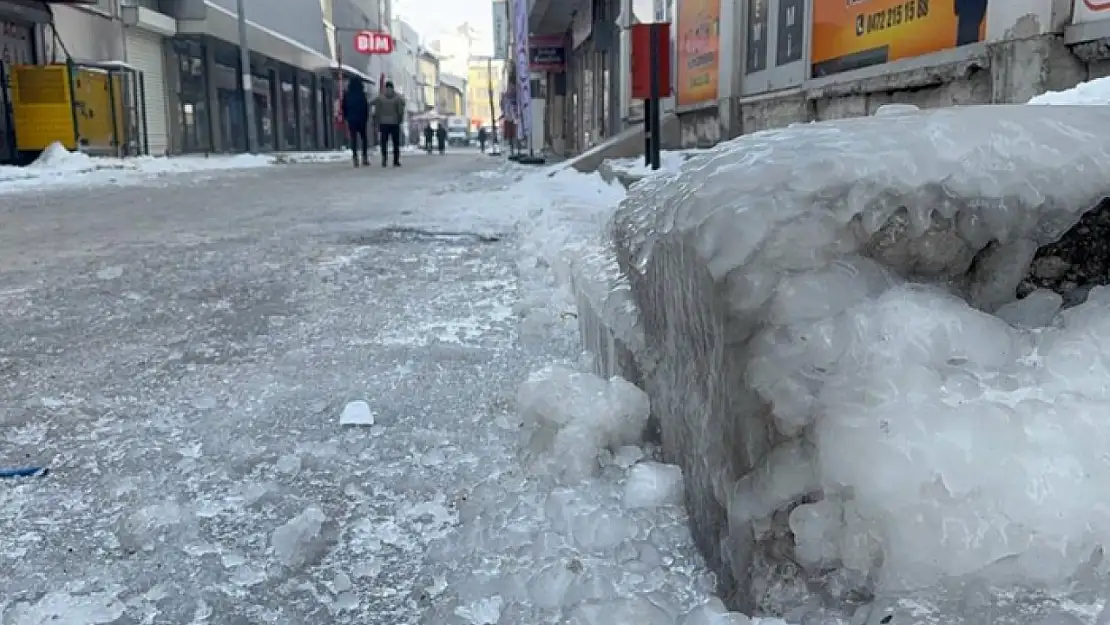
[395,0,492,46]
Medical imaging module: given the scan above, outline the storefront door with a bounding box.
[1,19,35,164]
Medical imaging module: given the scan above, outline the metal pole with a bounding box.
[236,0,258,153]
[486,56,497,144]
[335,27,345,149]
[648,22,661,171]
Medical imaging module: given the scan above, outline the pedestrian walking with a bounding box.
[371,81,406,167]
[341,79,369,167]
[477,126,488,153]
[435,125,447,154]
[423,125,434,153]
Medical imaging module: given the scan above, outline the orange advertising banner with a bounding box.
[675,0,720,106]
[811,0,988,77]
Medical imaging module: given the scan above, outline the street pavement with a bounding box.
[0,152,541,624]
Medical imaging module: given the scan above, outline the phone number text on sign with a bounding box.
[855,0,930,36]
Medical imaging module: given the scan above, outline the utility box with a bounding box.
[10,63,143,158]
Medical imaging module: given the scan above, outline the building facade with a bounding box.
[438,71,465,117]
[0,0,395,163]
[467,57,502,129]
[415,47,437,113]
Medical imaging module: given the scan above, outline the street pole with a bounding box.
[486,56,498,144]
[335,28,345,149]
[648,22,661,171]
[236,0,258,153]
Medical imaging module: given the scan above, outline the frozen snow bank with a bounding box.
[592,104,1110,612]
[1027,76,1110,105]
[0,142,352,192]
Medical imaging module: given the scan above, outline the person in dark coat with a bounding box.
[954,0,987,46]
[371,81,406,167]
[423,125,434,152]
[341,79,369,167]
[477,126,488,153]
[435,124,447,154]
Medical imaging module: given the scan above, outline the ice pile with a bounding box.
[594,104,1110,610]
[517,365,650,480]
[1027,75,1110,105]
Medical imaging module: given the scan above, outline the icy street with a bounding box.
[0,154,723,624]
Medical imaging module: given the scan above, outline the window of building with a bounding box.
[299,74,315,150]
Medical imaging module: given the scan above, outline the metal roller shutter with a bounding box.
[126,30,168,156]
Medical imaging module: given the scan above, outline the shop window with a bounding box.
[280,70,297,150]
[299,77,315,150]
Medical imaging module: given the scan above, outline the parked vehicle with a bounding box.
[446,116,470,146]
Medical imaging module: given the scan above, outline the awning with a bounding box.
[177,1,333,72]
[314,62,374,84]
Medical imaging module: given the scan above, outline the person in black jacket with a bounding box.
[423,125,434,153]
[954,0,987,47]
[341,79,369,167]
[435,124,447,154]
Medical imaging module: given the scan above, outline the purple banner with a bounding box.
[512,0,532,148]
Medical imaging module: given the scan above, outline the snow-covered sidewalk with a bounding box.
[0,155,748,625]
[0,143,438,194]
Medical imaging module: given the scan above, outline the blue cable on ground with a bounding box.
[0,466,48,478]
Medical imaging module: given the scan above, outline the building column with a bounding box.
[164,41,183,155]
[202,39,222,152]
[273,68,286,150]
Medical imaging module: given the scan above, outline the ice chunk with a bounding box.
[339,400,375,425]
[571,509,635,550]
[565,597,673,625]
[602,104,1110,610]
[271,506,328,568]
[995,289,1062,328]
[517,365,650,479]
[680,597,753,624]
[612,445,645,468]
[873,103,919,117]
[622,462,685,509]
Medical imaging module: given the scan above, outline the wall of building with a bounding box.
[668,0,1086,149]
[390,18,421,114]
[47,2,124,63]
[209,0,329,55]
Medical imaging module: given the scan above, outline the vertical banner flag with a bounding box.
[512,0,533,147]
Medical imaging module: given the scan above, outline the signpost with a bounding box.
[630,22,672,170]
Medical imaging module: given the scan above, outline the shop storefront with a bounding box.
[168,33,345,155]
[562,0,620,154]
[174,4,357,155]
[0,1,45,164]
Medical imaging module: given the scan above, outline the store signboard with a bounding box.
[811,0,989,77]
[1074,0,1110,24]
[675,0,720,106]
[492,0,509,60]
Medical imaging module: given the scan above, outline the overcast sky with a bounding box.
[396,0,493,51]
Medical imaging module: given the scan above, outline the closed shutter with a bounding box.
[126,30,169,156]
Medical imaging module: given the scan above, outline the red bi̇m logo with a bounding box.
[354,31,394,55]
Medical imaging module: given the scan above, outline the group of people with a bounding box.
[340,78,498,165]
[422,125,447,154]
[341,79,405,168]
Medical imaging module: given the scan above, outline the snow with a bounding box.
[1027,75,1110,105]
[600,102,1110,621]
[0,142,355,193]
[604,149,704,179]
[339,400,375,426]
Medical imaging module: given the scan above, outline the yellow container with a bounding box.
[10,64,128,153]
[10,64,75,151]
